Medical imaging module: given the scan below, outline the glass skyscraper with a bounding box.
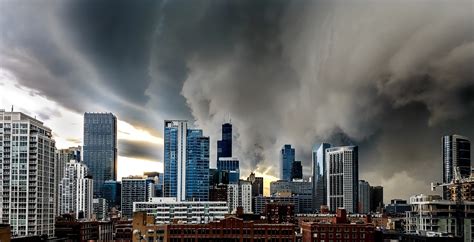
[83,113,117,197]
[186,129,210,201]
[280,144,295,181]
[442,134,471,199]
[217,123,232,160]
[312,143,331,211]
[164,120,210,201]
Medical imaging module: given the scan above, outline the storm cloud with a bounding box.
[1,0,473,200]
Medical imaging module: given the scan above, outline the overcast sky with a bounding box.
[1,0,473,200]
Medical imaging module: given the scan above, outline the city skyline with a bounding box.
[1,0,474,203]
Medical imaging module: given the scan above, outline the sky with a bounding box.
[0,0,473,201]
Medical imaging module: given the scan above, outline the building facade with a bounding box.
[358,180,370,214]
[442,135,471,199]
[59,160,93,220]
[370,185,384,213]
[312,143,331,211]
[217,157,240,183]
[55,146,81,215]
[185,129,210,201]
[121,176,154,218]
[132,214,295,242]
[406,194,473,241]
[280,144,295,181]
[227,180,252,214]
[326,146,358,213]
[291,160,303,180]
[83,113,117,197]
[133,197,228,224]
[103,180,121,210]
[0,110,56,237]
[247,172,264,197]
[217,122,232,161]
[164,120,188,201]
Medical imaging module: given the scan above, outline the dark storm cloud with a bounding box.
[1,0,473,200]
[118,139,162,162]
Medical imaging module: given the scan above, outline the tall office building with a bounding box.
[326,146,358,213]
[358,180,370,214]
[55,146,81,215]
[186,129,210,201]
[83,113,117,197]
[121,176,154,218]
[217,157,240,183]
[217,123,232,161]
[291,161,303,180]
[164,120,188,201]
[370,186,384,213]
[0,110,56,237]
[59,160,93,220]
[247,172,264,197]
[312,143,331,211]
[164,120,210,201]
[280,145,295,181]
[442,135,471,199]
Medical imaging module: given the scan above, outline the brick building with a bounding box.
[132,212,295,242]
[301,209,375,242]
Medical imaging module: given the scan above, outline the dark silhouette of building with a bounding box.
[247,172,264,197]
[370,186,384,213]
[291,161,303,180]
[209,184,228,201]
[217,123,232,160]
[442,135,471,199]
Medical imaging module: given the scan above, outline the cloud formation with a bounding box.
[1,0,473,200]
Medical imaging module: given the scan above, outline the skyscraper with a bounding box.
[280,144,295,181]
[442,135,471,199]
[103,180,121,209]
[326,146,358,213]
[312,143,331,211]
[291,160,303,180]
[186,129,210,201]
[0,110,56,237]
[59,160,93,220]
[164,120,188,200]
[55,146,81,215]
[370,186,384,213]
[83,113,117,197]
[358,180,370,214]
[164,120,210,201]
[217,123,232,161]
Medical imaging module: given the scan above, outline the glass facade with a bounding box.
[280,144,295,181]
[442,135,471,199]
[312,143,331,211]
[83,113,117,197]
[217,157,240,184]
[186,129,210,201]
[164,120,187,200]
[217,123,232,161]
[103,180,121,209]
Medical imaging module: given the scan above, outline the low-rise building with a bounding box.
[301,208,376,242]
[133,197,228,224]
[132,212,296,242]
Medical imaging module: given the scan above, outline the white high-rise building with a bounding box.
[358,180,370,214]
[164,120,188,201]
[227,180,252,214]
[326,146,358,213]
[55,146,81,215]
[59,160,93,220]
[0,110,56,237]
